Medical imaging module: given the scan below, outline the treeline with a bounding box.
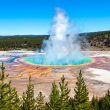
[0,35,49,51]
[0,63,110,110]
[0,30,110,51]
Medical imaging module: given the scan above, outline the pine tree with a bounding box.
[36,91,45,110]
[69,98,75,110]
[0,62,20,110]
[22,76,36,110]
[99,90,110,110]
[98,97,104,110]
[73,70,91,110]
[59,75,71,110]
[91,96,99,110]
[47,81,60,110]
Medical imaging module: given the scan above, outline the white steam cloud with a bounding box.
[42,9,85,65]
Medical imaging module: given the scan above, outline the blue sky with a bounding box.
[0,0,110,35]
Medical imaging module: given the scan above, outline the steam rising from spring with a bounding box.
[42,10,85,65]
[24,9,92,66]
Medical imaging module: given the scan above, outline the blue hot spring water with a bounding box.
[23,54,93,66]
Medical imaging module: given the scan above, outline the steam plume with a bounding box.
[42,9,85,65]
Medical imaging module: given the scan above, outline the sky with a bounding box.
[0,0,110,35]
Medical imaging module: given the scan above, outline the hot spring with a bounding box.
[23,54,93,67]
[23,9,93,67]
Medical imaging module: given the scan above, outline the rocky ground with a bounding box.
[1,51,110,99]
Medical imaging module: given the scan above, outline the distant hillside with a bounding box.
[1,30,110,39]
[0,30,110,50]
[80,30,110,37]
[0,35,49,39]
[0,35,49,50]
[81,30,110,49]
